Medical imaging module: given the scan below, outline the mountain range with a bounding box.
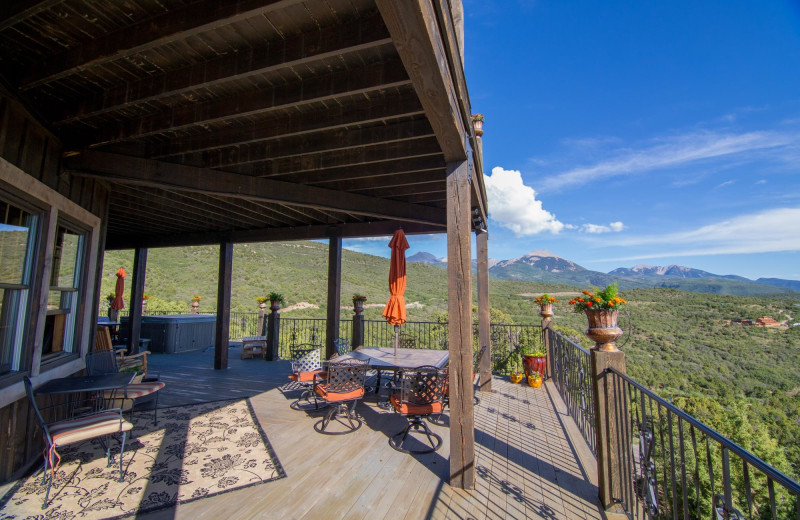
[408,249,799,296]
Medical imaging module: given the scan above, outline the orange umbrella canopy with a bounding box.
[111,268,126,310]
[382,229,409,326]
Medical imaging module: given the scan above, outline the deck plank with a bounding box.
[121,349,604,520]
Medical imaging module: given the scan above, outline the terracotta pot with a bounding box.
[191,300,199,314]
[522,354,546,377]
[584,309,623,351]
[528,376,542,388]
[509,373,523,384]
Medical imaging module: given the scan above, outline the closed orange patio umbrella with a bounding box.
[111,268,126,311]
[382,229,409,355]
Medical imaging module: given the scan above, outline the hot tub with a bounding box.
[123,314,216,354]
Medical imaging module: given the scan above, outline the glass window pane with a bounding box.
[51,226,82,288]
[0,201,35,285]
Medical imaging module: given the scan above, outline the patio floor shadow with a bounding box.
[134,348,605,519]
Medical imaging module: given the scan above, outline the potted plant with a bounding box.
[520,342,547,378]
[535,293,557,321]
[569,283,626,351]
[528,371,543,388]
[471,113,485,136]
[352,293,367,314]
[268,292,285,311]
[509,351,523,384]
[191,295,201,313]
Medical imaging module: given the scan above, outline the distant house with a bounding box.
[754,316,783,328]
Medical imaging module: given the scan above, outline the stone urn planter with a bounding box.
[539,303,554,321]
[584,309,623,351]
[352,294,366,315]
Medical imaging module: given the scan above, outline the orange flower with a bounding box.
[582,290,592,296]
[586,301,594,307]
[608,301,615,306]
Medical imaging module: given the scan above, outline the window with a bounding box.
[42,224,86,358]
[0,199,38,376]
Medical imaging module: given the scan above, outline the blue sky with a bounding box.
[345,0,800,281]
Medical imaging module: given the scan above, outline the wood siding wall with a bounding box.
[0,89,110,483]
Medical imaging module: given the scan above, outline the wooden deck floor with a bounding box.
[136,347,604,519]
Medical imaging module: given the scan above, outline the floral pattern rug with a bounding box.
[0,399,285,519]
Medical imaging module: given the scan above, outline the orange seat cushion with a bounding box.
[314,384,364,402]
[289,370,324,383]
[390,394,443,415]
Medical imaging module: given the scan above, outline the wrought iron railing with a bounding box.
[547,327,595,455]
[605,368,800,520]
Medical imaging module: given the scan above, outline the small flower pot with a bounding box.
[528,376,542,388]
[509,372,523,384]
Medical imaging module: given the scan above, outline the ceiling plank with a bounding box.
[269,156,445,184]
[52,12,392,125]
[65,150,446,226]
[0,0,65,32]
[377,0,466,162]
[19,0,306,90]
[77,59,411,147]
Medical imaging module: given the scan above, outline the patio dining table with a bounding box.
[336,347,449,394]
[35,373,136,416]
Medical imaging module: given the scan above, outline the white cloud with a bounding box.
[598,207,800,259]
[541,130,798,191]
[484,167,564,236]
[714,180,736,189]
[755,179,767,184]
[581,221,625,234]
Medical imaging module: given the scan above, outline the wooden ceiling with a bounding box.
[0,0,484,249]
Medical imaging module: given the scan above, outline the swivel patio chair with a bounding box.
[288,345,326,411]
[313,358,369,434]
[85,350,165,425]
[428,345,486,426]
[23,376,133,509]
[389,365,447,454]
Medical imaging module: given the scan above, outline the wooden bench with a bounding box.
[241,336,267,359]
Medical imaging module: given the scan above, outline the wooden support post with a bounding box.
[266,306,280,361]
[352,313,365,349]
[476,229,491,392]
[591,348,628,512]
[214,242,233,370]
[447,159,475,490]
[127,247,147,355]
[541,306,554,379]
[325,233,343,359]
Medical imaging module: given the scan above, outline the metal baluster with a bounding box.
[767,477,776,519]
[678,417,689,519]
[666,408,678,519]
[690,427,701,520]
[722,447,734,520]
[707,437,717,518]
[742,460,753,519]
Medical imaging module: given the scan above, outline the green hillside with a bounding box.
[101,241,800,478]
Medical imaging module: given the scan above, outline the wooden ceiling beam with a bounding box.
[77,59,411,148]
[149,90,424,159]
[240,137,442,177]
[65,150,446,226]
[377,0,466,162]
[105,220,444,250]
[19,0,305,90]
[51,12,392,125]
[326,170,445,191]
[178,118,434,169]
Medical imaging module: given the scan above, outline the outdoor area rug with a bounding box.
[0,398,285,520]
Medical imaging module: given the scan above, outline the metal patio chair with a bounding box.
[388,365,447,454]
[313,358,369,434]
[23,376,133,509]
[288,344,326,411]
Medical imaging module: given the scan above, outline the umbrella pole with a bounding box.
[394,325,399,356]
